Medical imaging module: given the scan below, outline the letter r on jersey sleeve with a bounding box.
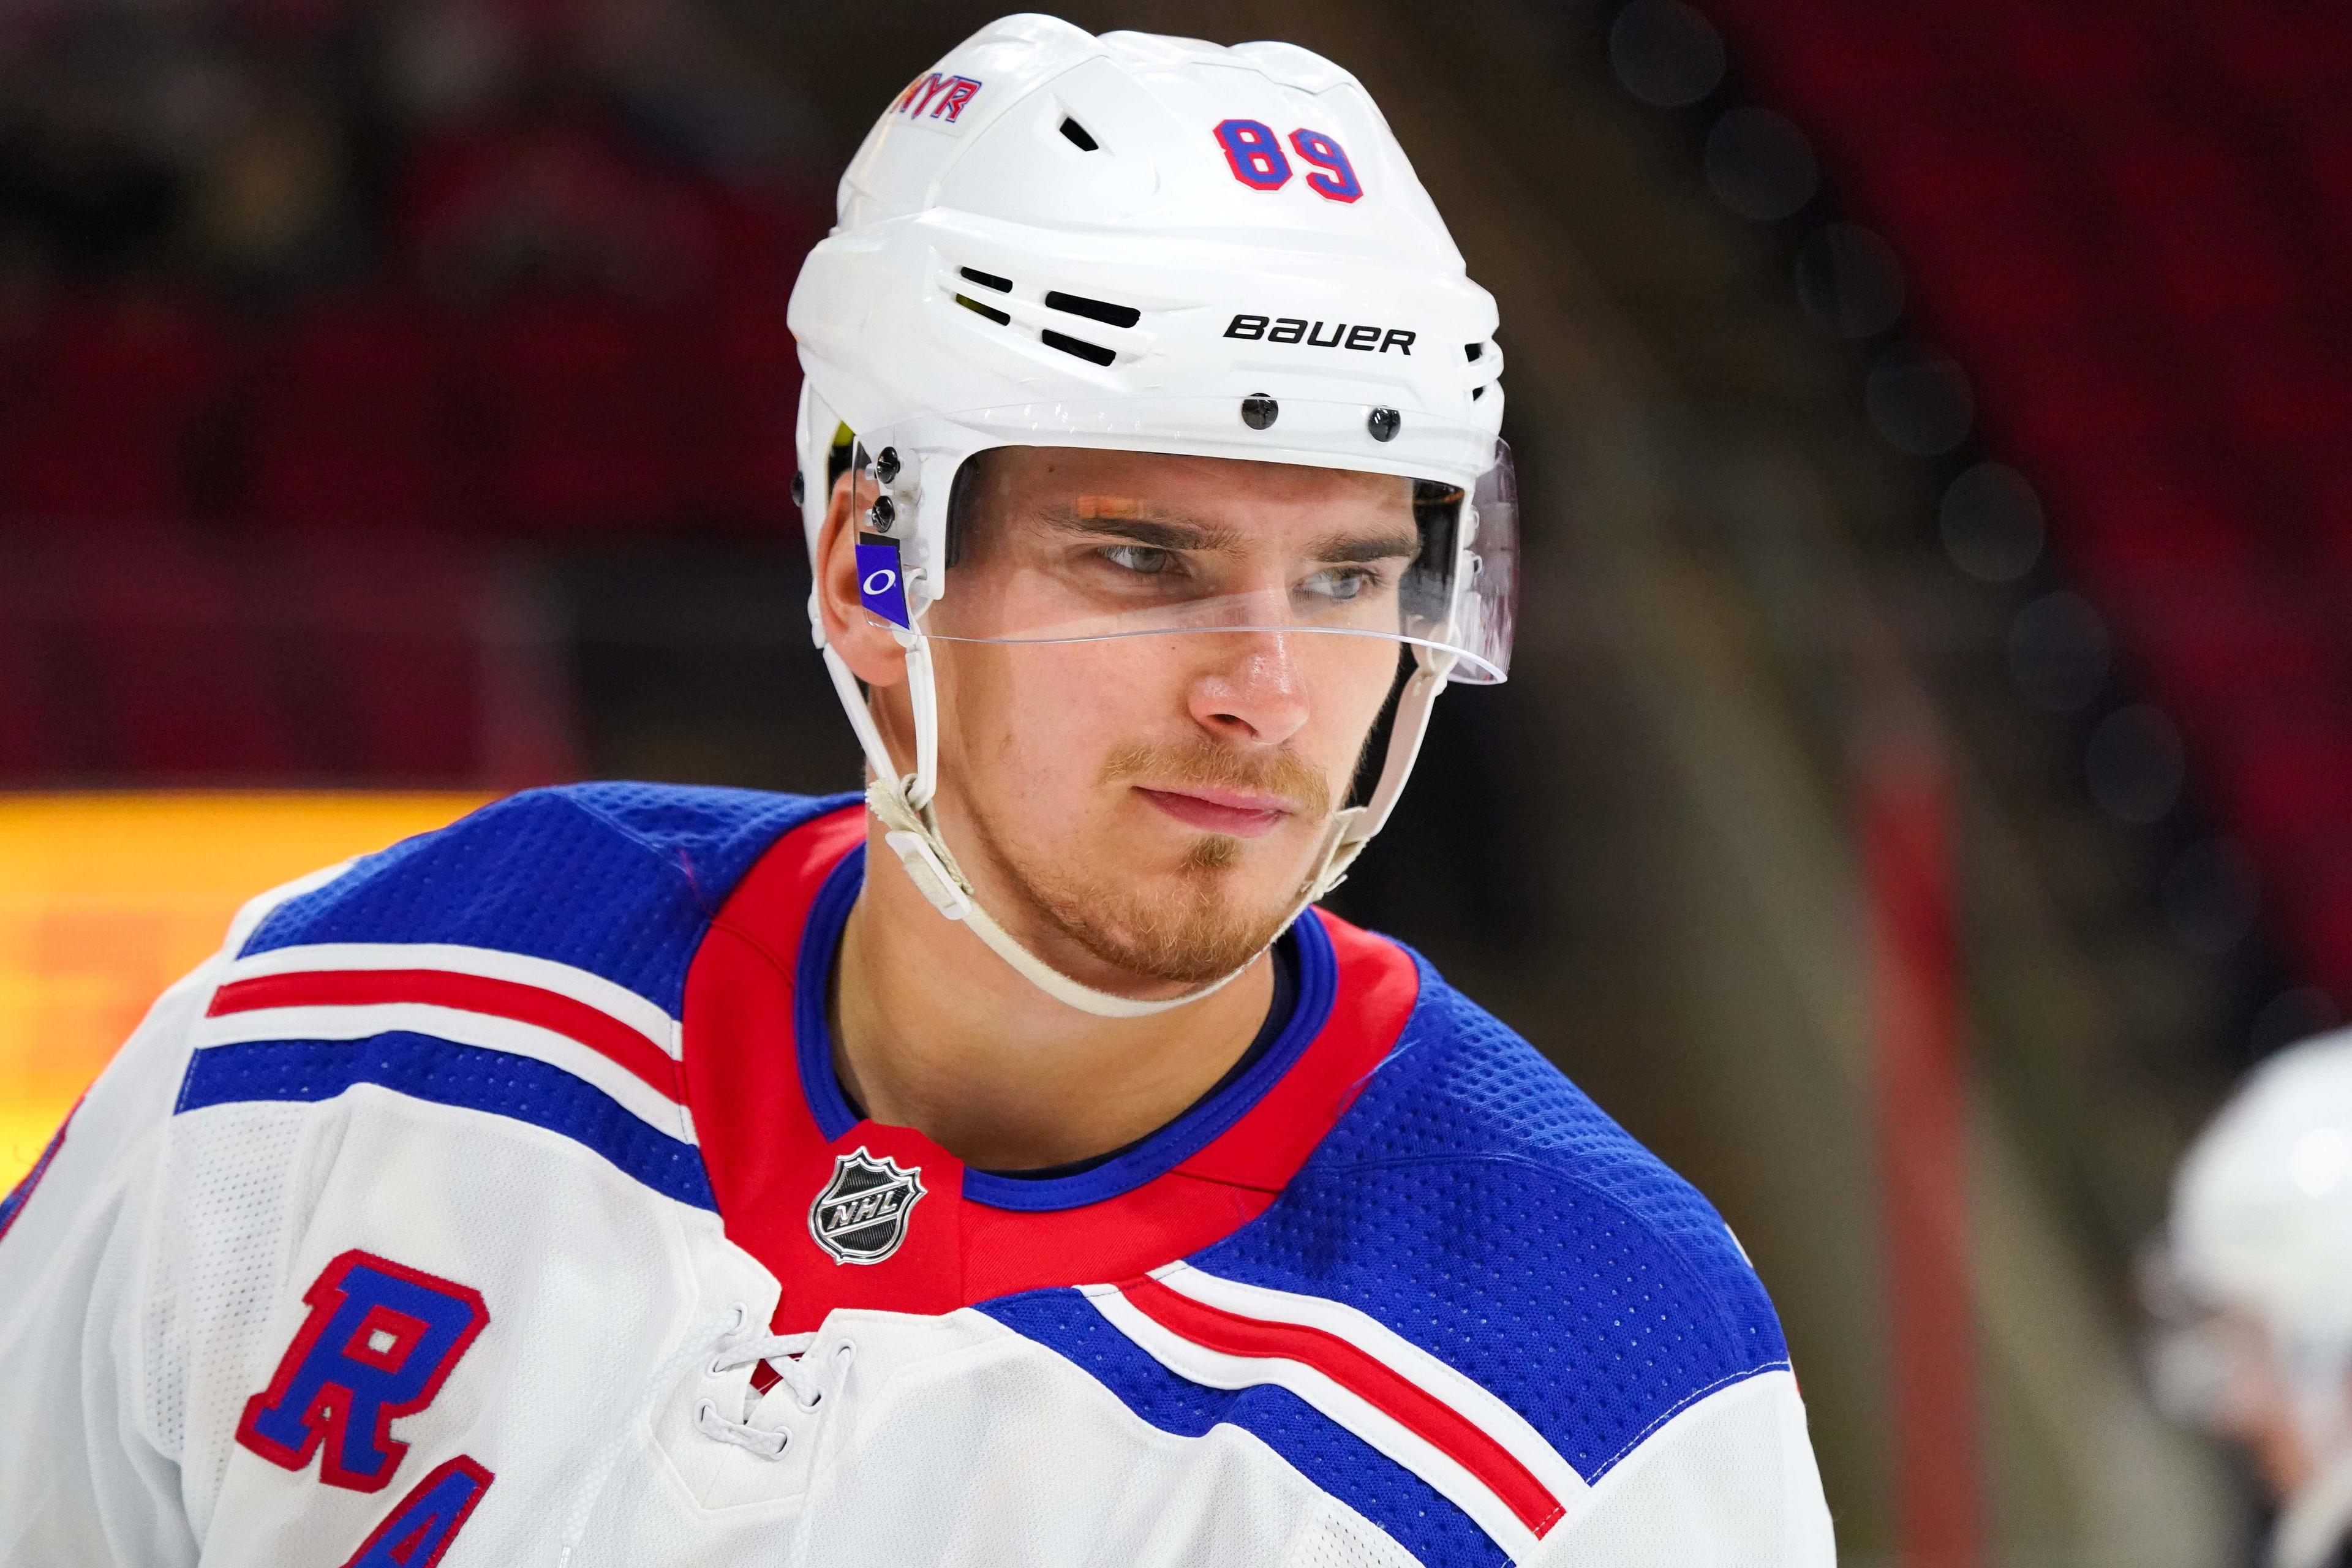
[238,1250,489,1492]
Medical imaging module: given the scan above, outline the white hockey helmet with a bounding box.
[2171,1031,2352,1355]
[2157,1028,2352,1567]
[786,15,1513,1017]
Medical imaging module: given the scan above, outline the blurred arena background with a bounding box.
[4,0,2346,1561]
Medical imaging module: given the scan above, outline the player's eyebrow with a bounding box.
[1039,502,1246,552]
[1306,526,1422,564]
[1041,502,1420,563]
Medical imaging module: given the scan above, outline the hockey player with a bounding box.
[2156,1028,2352,1568]
[0,18,1833,1567]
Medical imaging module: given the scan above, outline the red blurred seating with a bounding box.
[0,535,59,777]
[2207,10,2351,109]
[668,293,800,530]
[0,296,230,523]
[247,297,458,533]
[469,288,679,536]
[668,184,823,530]
[1706,0,2352,1003]
[4,519,491,783]
[52,521,296,779]
[259,527,488,780]
[1980,4,2159,116]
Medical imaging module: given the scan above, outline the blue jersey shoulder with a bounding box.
[179,785,850,1213]
[244,782,857,1017]
[1198,949,1792,1484]
[982,946,1797,1564]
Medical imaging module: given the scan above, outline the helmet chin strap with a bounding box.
[821,635,1452,1020]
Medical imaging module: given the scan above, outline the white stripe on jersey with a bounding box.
[190,1002,695,1144]
[1082,1268,1583,1563]
[1148,1262,1588,1510]
[219,941,682,1056]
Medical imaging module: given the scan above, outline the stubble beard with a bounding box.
[965,739,1335,987]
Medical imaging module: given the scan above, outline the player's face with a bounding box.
[922,447,1415,988]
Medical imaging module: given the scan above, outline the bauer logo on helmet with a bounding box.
[1223,314,1416,353]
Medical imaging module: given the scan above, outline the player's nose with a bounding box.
[1186,629,1311,748]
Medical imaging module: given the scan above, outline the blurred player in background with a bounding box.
[2155,1029,2352,1568]
[0,17,1830,1566]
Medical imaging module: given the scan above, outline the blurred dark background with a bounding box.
[9,0,2352,1561]
[0,0,839,788]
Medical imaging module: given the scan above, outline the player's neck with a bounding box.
[828,824,1276,1172]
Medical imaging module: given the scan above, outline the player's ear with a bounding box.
[815,466,909,690]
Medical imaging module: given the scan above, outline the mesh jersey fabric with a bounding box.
[156,1106,307,1515]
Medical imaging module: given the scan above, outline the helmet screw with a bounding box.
[868,496,896,532]
[790,470,805,507]
[874,446,901,484]
[1367,407,1401,442]
[1240,393,1279,431]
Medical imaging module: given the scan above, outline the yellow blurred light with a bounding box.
[0,793,488,1191]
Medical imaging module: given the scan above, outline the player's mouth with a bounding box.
[1133,785,1295,839]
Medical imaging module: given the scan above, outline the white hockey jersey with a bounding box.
[0,785,1835,1567]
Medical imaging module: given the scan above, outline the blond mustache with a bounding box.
[1099,739,1333,823]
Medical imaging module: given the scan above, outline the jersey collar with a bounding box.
[790,840,1338,1212]
[682,802,1420,1327]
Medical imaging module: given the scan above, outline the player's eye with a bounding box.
[1098,543,1177,576]
[1297,565,1386,603]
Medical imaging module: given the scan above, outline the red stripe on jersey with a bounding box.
[209,969,682,1102]
[1118,1275,1565,1538]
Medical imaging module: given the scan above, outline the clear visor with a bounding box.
[852,410,1516,684]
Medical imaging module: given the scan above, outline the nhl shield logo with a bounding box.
[808,1147,927,1265]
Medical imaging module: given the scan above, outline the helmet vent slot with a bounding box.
[1041,329,1116,368]
[1043,290,1142,330]
[959,266,1012,293]
[1471,385,1487,400]
[955,293,1012,326]
[1465,342,1485,361]
[1059,117,1099,152]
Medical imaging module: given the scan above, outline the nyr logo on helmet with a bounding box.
[894,71,982,126]
[809,1147,927,1265]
